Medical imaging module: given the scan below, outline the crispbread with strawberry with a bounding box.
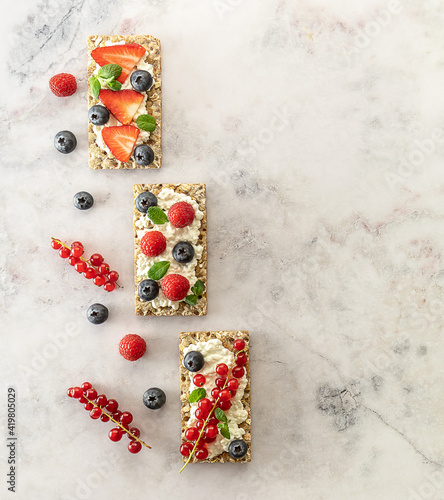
[87,35,161,169]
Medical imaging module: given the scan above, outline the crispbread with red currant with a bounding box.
[133,184,207,316]
[87,35,161,169]
[179,331,251,465]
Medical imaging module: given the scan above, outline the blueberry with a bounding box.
[88,105,110,126]
[54,130,77,154]
[142,387,166,410]
[134,145,155,166]
[183,351,204,372]
[172,242,194,264]
[87,303,109,325]
[138,279,159,301]
[135,191,158,213]
[130,70,153,92]
[228,440,248,459]
[73,191,94,210]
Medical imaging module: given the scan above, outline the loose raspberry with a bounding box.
[161,274,190,301]
[119,334,146,361]
[168,202,195,228]
[49,73,77,97]
[140,231,166,257]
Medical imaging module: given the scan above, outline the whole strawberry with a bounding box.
[161,274,190,301]
[140,231,166,257]
[119,334,146,361]
[168,202,195,228]
[49,73,77,97]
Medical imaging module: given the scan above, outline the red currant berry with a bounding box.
[85,388,98,400]
[90,253,104,266]
[95,395,107,407]
[195,448,209,460]
[67,387,74,397]
[84,402,94,411]
[203,435,217,444]
[232,366,245,378]
[75,261,87,273]
[215,377,227,388]
[195,439,206,449]
[227,379,239,391]
[195,408,208,421]
[236,352,247,366]
[217,400,231,411]
[112,410,122,421]
[185,427,200,441]
[82,382,92,391]
[208,417,219,426]
[128,440,142,454]
[218,389,231,402]
[90,407,102,419]
[72,386,83,398]
[106,399,118,413]
[71,245,84,258]
[100,414,110,422]
[99,263,110,275]
[198,398,212,413]
[104,281,116,292]
[205,425,218,439]
[120,412,133,425]
[109,428,123,442]
[216,363,228,376]
[211,388,220,399]
[51,239,62,250]
[180,442,194,457]
[59,246,70,258]
[193,374,206,387]
[94,275,106,287]
[78,395,87,404]
[230,390,237,398]
[83,267,97,279]
[233,339,245,351]
[71,241,83,248]
[196,420,204,429]
[128,428,140,439]
[68,255,80,266]
[108,270,119,283]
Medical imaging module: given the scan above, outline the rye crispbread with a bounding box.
[134,184,207,316]
[179,330,251,463]
[87,35,161,169]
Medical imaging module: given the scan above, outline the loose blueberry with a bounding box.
[73,191,94,210]
[228,439,248,459]
[135,191,158,213]
[54,130,77,154]
[134,144,155,166]
[87,303,109,325]
[142,387,166,410]
[172,241,194,264]
[130,70,153,92]
[183,351,204,372]
[138,279,159,301]
[88,105,110,126]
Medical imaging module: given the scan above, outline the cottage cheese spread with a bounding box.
[183,339,248,458]
[135,188,204,310]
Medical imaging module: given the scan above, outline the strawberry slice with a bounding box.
[91,43,146,83]
[101,125,140,163]
[99,89,144,125]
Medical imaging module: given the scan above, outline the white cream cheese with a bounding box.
[135,188,204,310]
[183,339,248,459]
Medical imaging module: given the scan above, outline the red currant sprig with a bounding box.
[51,238,120,292]
[67,383,150,453]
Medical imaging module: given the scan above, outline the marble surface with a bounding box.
[2,0,444,498]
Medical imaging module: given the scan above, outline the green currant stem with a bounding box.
[84,392,151,450]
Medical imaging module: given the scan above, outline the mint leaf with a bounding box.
[189,388,206,404]
[147,206,168,225]
[148,261,170,281]
[191,280,204,297]
[107,80,122,91]
[184,295,197,306]
[136,114,156,132]
[217,422,231,439]
[89,76,101,100]
[98,64,122,80]
[214,408,228,422]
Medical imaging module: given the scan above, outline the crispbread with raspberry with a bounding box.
[179,331,251,464]
[88,35,161,169]
[133,183,207,316]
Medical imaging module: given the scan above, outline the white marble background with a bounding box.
[1,0,444,498]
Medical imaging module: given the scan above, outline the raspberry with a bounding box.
[168,202,195,228]
[140,231,166,257]
[49,73,77,97]
[119,334,146,361]
[161,274,190,301]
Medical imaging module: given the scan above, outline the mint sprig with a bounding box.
[136,114,156,132]
[184,295,197,306]
[89,76,101,99]
[147,206,168,225]
[107,80,122,91]
[148,261,170,281]
[217,422,231,439]
[214,408,228,422]
[189,388,206,404]
[185,280,205,307]
[98,64,122,80]
[89,64,123,96]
